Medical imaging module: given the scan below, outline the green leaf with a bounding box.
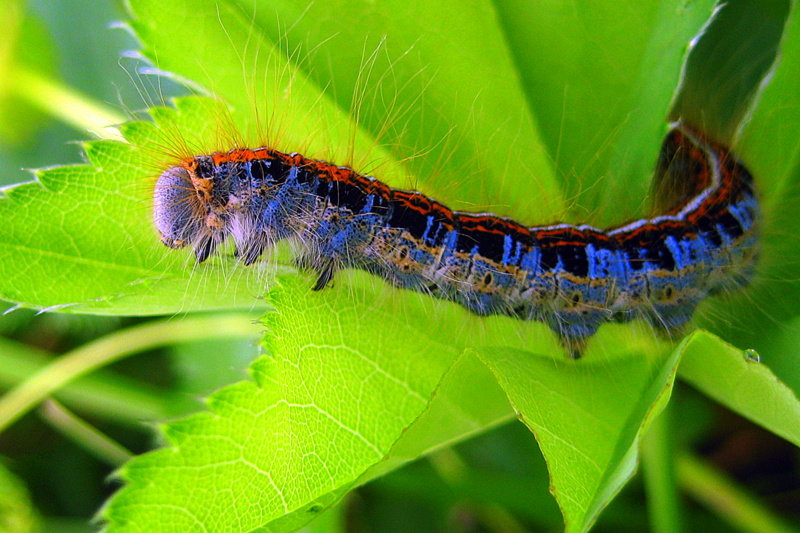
[0,0,715,321]
[361,347,513,481]
[698,1,800,393]
[477,343,681,533]
[764,316,800,394]
[103,274,517,531]
[0,459,39,533]
[672,0,792,142]
[495,0,717,224]
[740,0,800,223]
[103,274,686,531]
[677,330,800,448]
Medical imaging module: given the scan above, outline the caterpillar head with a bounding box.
[153,166,204,248]
[153,158,233,261]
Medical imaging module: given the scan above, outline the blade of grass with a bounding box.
[39,398,133,466]
[10,67,125,140]
[676,452,800,533]
[0,313,260,433]
[0,336,193,424]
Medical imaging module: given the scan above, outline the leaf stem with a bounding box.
[0,337,190,425]
[642,407,682,533]
[0,314,261,434]
[676,452,800,533]
[39,399,133,466]
[10,67,127,140]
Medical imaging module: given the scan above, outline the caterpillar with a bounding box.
[153,124,759,358]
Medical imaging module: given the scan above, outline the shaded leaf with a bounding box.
[677,330,800,448]
[495,0,717,224]
[699,2,800,394]
[477,342,682,533]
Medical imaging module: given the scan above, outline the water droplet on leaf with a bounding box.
[744,349,760,363]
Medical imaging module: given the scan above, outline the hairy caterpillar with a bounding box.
[153,124,758,358]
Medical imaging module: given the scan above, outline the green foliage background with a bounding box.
[0,0,799,532]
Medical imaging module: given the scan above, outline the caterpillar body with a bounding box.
[153,125,759,358]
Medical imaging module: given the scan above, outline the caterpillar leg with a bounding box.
[312,263,336,291]
[547,301,613,360]
[645,305,695,343]
[234,237,268,266]
[230,219,272,266]
[194,234,221,263]
[559,334,590,360]
[550,318,600,360]
[293,254,338,291]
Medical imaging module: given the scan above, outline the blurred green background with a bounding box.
[0,0,798,531]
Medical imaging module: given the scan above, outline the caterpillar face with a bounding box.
[154,157,244,259]
[153,166,206,249]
